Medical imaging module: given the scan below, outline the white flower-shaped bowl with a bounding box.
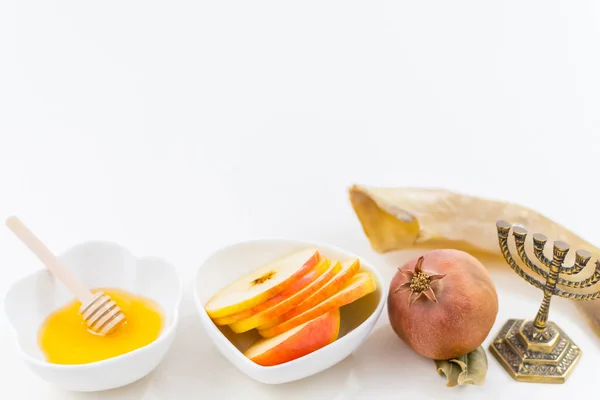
[193,239,387,385]
[3,241,182,392]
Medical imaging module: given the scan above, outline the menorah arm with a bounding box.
[557,259,600,289]
[559,250,593,276]
[554,287,600,301]
[512,226,549,280]
[532,233,553,269]
[497,221,545,291]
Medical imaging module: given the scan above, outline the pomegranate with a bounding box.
[387,249,498,360]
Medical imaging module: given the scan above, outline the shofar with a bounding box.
[348,184,600,338]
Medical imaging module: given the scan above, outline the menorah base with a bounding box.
[489,319,581,384]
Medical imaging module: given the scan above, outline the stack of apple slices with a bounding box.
[204,248,377,366]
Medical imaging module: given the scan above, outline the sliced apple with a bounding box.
[228,260,342,333]
[213,258,332,326]
[244,308,340,366]
[258,258,360,331]
[258,271,376,338]
[204,248,321,319]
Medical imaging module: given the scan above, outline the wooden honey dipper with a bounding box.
[6,216,126,336]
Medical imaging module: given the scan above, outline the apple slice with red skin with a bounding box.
[204,248,321,319]
[244,308,340,366]
[258,258,360,331]
[228,260,342,333]
[213,258,332,326]
[258,271,376,339]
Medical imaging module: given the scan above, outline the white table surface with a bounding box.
[1,1,600,398]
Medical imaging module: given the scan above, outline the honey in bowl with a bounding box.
[38,288,164,365]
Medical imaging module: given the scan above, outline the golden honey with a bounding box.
[38,288,163,365]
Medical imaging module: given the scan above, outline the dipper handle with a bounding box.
[5,216,94,304]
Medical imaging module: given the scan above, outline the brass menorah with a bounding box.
[489,220,600,383]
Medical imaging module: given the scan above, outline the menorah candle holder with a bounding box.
[489,220,600,383]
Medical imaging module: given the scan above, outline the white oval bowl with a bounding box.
[192,238,387,384]
[3,241,182,392]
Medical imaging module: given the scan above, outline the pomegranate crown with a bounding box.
[393,256,445,306]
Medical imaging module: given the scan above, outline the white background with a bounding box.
[1,1,600,399]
